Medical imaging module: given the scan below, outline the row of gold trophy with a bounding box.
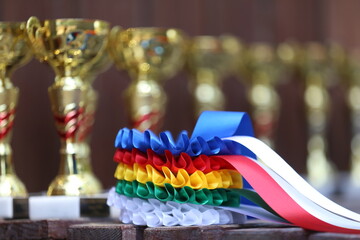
[0,17,189,198]
[0,16,358,198]
[189,39,360,194]
[191,40,360,194]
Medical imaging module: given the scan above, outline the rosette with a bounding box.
[108,111,360,233]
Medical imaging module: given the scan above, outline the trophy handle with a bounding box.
[26,16,47,61]
[26,16,41,43]
[109,26,125,69]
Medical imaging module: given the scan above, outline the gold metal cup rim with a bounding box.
[190,36,227,47]
[191,35,237,40]
[125,27,183,33]
[121,27,186,41]
[0,21,26,30]
[0,21,25,26]
[28,17,110,30]
[40,18,109,24]
[190,35,241,51]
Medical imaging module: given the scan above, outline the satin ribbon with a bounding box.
[114,148,235,174]
[216,154,360,233]
[110,111,360,233]
[114,111,255,199]
[115,179,242,207]
[225,136,360,223]
[218,136,360,233]
[108,188,286,226]
[115,179,280,215]
[108,188,244,227]
[115,111,255,157]
[114,162,242,190]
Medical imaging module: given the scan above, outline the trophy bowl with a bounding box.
[27,17,110,196]
[0,21,32,197]
[110,27,187,132]
[27,17,109,78]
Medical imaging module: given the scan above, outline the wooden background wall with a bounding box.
[0,0,358,192]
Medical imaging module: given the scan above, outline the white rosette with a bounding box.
[107,188,245,227]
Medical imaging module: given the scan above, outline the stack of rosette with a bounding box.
[108,111,360,233]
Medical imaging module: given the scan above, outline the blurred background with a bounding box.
[1,0,358,193]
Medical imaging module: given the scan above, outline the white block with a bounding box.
[110,206,121,219]
[29,196,80,220]
[0,197,13,218]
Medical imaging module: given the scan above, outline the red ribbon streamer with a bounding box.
[219,155,360,234]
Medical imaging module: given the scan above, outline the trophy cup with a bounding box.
[302,43,335,192]
[109,27,187,132]
[26,17,110,196]
[0,22,31,198]
[186,35,242,117]
[238,43,281,147]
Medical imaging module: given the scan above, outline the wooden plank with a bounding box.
[223,228,309,240]
[0,219,87,240]
[144,225,225,240]
[309,232,360,240]
[143,221,295,240]
[68,223,145,240]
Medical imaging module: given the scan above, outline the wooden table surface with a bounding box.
[1,219,360,240]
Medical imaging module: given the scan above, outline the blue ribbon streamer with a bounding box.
[115,111,255,157]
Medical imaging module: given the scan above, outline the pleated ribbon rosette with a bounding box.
[108,111,360,233]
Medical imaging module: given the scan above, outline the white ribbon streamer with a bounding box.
[220,204,289,224]
[225,136,360,229]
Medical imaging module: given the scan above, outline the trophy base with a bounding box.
[47,173,102,196]
[0,194,116,220]
[0,175,27,197]
[29,195,110,220]
[0,197,28,219]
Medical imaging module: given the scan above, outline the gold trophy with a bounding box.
[239,43,281,147]
[109,27,186,132]
[277,41,303,78]
[302,43,335,191]
[187,35,242,117]
[0,22,31,197]
[345,48,360,188]
[73,48,113,186]
[26,17,110,196]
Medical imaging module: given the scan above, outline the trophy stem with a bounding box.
[58,141,80,175]
[348,85,360,186]
[0,143,14,175]
[248,72,279,147]
[0,86,27,197]
[125,75,166,132]
[193,69,225,117]
[304,72,334,190]
[47,80,102,196]
[0,142,27,197]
